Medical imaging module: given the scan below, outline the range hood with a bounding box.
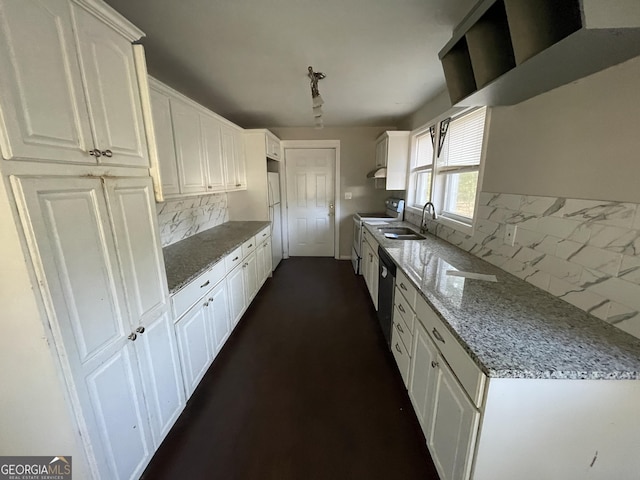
[366,166,387,179]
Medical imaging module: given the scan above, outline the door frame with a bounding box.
[280,140,341,260]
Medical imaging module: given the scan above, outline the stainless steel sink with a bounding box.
[377,226,426,240]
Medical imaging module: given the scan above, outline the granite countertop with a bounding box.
[163,221,270,293]
[365,222,640,380]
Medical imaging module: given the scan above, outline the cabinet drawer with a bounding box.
[391,328,411,388]
[393,306,413,354]
[396,270,417,308]
[256,225,270,243]
[416,297,486,408]
[242,236,256,257]
[172,260,225,319]
[394,286,415,332]
[225,246,243,272]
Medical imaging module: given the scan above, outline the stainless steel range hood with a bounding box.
[366,166,387,179]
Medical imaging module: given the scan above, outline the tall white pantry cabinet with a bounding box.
[0,1,181,479]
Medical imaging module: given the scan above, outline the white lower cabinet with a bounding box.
[135,310,185,445]
[227,262,247,327]
[408,321,439,437]
[207,280,231,353]
[428,357,480,480]
[175,298,213,397]
[11,175,176,480]
[244,251,258,303]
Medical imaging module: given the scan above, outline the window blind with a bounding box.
[415,130,435,168]
[439,107,486,172]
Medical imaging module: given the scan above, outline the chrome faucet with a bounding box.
[421,202,437,233]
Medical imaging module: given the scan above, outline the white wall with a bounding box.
[0,178,89,477]
[268,126,400,258]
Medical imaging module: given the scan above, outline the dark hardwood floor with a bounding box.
[142,257,439,480]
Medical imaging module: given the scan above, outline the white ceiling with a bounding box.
[105,0,476,128]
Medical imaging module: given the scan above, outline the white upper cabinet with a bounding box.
[265,132,281,160]
[72,4,148,167]
[0,0,93,163]
[0,0,148,167]
[171,98,207,194]
[149,87,180,195]
[222,124,247,191]
[200,114,225,192]
[374,131,410,190]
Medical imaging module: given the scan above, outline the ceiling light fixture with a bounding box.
[308,66,325,128]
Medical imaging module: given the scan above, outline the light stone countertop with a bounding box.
[163,221,270,294]
[366,222,640,380]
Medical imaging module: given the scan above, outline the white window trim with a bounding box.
[406,107,491,237]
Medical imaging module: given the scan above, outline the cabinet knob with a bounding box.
[396,323,404,334]
[89,149,102,158]
[128,333,137,341]
[398,304,406,314]
[135,326,145,334]
[101,149,113,158]
[400,282,408,291]
[208,297,213,302]
[207,185,213,189]
[204,301,209,307]
[431,360,439,368]
[235,183,241,187]
[233,256,239,262]
[394,343,402,354]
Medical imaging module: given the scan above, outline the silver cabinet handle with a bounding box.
[394,343,402,354]
[398,304,406,314]
[396,323,404,334]
[101,149,113,157]
[128,333,137,341]
[89,149,101,157]
[431,360,439,368]
[200,280,210,288]
[400,282,408,291]
[432,328,445,344]
[135,326,145,334]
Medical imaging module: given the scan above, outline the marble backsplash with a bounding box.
[157,193,229,247]
[405,192,640,339]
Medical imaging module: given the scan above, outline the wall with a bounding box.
[157,193,229,247]
[0,178,90,477]
[268,127,400,258]
[403,55,640,338]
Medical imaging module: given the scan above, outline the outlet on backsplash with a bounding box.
[504,224,517,246]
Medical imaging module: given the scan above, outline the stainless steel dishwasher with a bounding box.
[377,246,396,349]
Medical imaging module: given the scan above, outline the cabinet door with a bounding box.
[244,251,258,303]
[256,239,266,288]
[104,177,169,321]
[233,129,247,189]
[0,0,93,163]
[207,280,231,353]
[409,321,440,438]
[134,310,185,447]
[11,176,154,480]
[264,237,273,277]
[72,5,148,167]
[372,253,379,310]
[221,125,237,189]
[171,99,207,194]
[175,300,212,397]
[200,114,225,192]
[375,137,388,167]
[428,355,480,480]
[149,88,180,195]
[226,263,246,327]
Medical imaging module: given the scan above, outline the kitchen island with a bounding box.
[364,221,640,480]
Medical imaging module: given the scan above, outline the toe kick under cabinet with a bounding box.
[393,282,640,480]
[171,225,271,397]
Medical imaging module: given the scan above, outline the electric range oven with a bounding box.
[351,198,404,274]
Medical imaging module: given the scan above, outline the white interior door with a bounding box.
[285,148,335,257]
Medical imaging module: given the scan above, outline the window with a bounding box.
[409,107,487,229]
